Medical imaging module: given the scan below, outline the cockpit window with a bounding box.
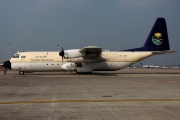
[13,54,19,58]
[21,56,26,58]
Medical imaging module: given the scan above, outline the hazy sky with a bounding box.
[0,0,180,65]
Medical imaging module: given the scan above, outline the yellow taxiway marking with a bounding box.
[0,99,180,105]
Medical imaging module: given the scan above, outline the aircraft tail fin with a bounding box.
[143,18,170,51]
[124,18,172,51]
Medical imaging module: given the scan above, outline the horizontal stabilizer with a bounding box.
[152,50,176,55]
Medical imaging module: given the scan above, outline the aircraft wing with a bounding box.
[79,46,102,54]
[68,46,105,63]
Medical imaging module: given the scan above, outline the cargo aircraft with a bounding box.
[3,18,176,75]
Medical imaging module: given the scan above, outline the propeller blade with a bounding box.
[59,47,64,63]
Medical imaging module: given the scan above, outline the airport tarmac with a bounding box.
[0,68,180,120]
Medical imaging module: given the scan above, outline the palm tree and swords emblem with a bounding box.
[152,33,163,45]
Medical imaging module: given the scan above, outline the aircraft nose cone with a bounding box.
[3,61,11,70]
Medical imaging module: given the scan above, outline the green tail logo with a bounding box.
[152,33,163,45]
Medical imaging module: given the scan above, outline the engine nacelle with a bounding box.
[64,49,85,58]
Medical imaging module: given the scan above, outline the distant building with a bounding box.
[171,66,179,69]
[140,62,159,68]
[160,66,168,69]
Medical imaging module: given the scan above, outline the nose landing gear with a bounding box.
[19,71,24,75]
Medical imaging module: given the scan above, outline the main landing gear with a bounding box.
[76,71,92,74]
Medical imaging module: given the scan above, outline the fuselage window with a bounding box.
[13,54,19,58]
[21,56,26,58]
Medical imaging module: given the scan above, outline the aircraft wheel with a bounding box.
[19,71,24,75]
[76,72,82,74]
[85,72,92,74]
[76,72,92,74]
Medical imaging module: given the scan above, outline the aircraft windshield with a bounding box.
[13,54,19,58]
[21,56,26,58]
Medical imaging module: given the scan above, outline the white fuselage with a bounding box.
[10,51,153,72]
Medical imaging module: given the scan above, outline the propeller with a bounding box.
[59,47,64,63]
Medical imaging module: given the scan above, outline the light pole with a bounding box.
[58,45,60,51]
[9,43,11,60]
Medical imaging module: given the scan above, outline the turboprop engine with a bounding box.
[59,48,85,62]
[64,49,86,58]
